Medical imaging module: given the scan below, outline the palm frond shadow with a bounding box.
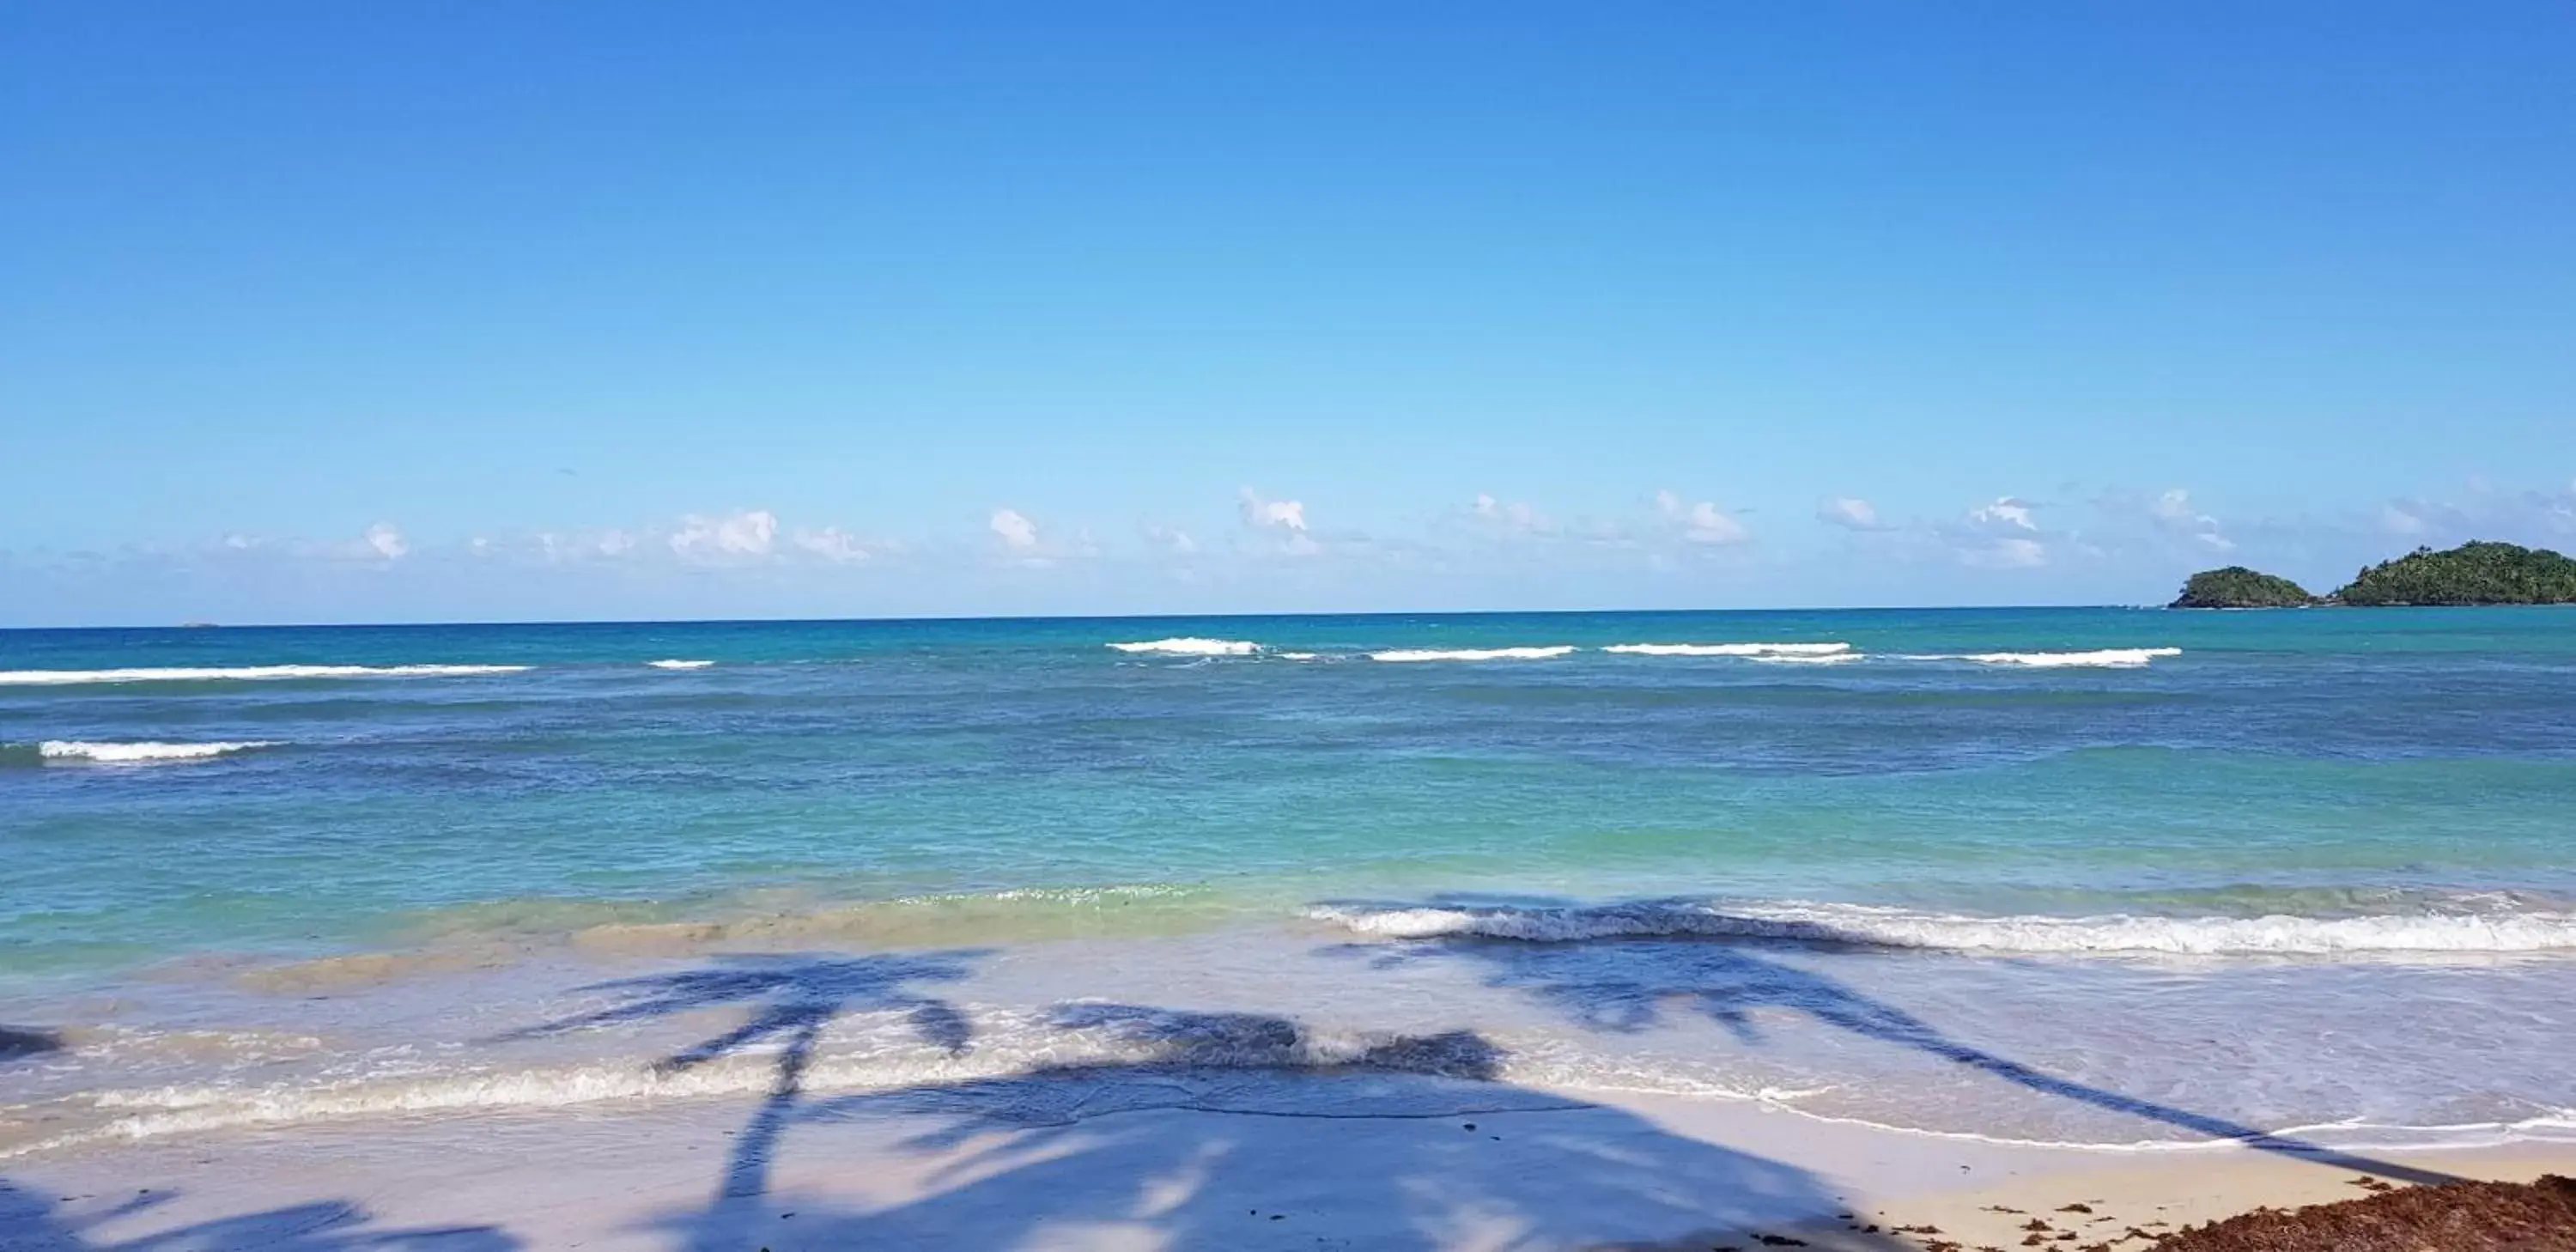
[495,949,986,1201]
[0,1180,517,1250]
[1325,897,2462,1188]
[653,1000,1917,1251]
[0,1025,61,1063]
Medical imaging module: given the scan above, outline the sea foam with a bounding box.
[1603,642,1852,657]
[1905,647,2181,668]
[646,659,714,670]
[19,1001,2567,1160]
[36,740,280,763]
[0,664,530,686]
[1308,898,2576,956]
[1107,638,1261,657]
[9,1006,1555,1158]
[1369,647,1577,663]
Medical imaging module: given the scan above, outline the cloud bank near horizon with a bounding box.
[6,477,2573,625]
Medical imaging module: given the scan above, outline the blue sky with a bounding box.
[3,2,2571,624]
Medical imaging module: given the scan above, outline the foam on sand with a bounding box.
[645,659,714,670]
[3,1005,1562,1158]
[1369,647,1577,663]
[1603,642,1852,657]
[1905,648,2182,668]
[0,664,530,686]
[35,740,280,763]
[1106,638,1261,656]
[1308,898,2576,956]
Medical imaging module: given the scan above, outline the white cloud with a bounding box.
[1816,497,1884,531]
[1145,526,1199,556]
[793,526,876,563]
[1656,490,1750,545]
[362,523,408,561]
[1238,489,1309,532]
[1239,489,1321,556]
[1968,537,2049,568]
[1966,497,2038,532]
[1946,497,2052,568]
[2379,502,2428,537]
[1472,493,1552,534]
[989,507,1041,551]
[668,510,778,562]
[2148,488,2233,551]
[536,529,639,562]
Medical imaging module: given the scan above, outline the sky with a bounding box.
[3,2,2572,625]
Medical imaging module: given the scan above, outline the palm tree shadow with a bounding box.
[651,1001,1917,1251]
[1327,896,2462,1187]
[0,1025,60,1063]
[494,950,986,1203]
[0,1178,517,1249]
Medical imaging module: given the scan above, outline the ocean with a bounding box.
[3,608,2573,1161]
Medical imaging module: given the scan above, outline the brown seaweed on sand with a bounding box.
[2150,1175,2576,1250]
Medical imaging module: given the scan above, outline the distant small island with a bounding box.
[2172,567,2317,609]
[2172,540,2576,608]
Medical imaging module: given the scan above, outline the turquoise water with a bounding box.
[7,608,2576,968]
[3,608,2573,1152]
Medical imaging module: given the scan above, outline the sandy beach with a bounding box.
[14,0,2576,1243]
[5,891,2573,1249]
[5,1074,2571,1250]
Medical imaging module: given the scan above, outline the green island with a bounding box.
[2171,567,2318,609]
[2172,540,2576,608]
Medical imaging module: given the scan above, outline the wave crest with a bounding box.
[0,664,529,686]
[1307,898,2576,956]
[646,659,714,670]
[1369,647,1576,663]
[1107,638,1261,657]
[1905,648,2181,668]
[35,741,280,763]
[1603,642,1851,657]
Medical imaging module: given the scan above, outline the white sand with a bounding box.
[5,1073,2568,1250]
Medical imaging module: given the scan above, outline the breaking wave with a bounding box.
[646,659,714,670]
[3,1005,1559,1158]
[1107,638,1261,657]
[16,1001,2570,1159]
[1369,647,1577,663]
[1308,898,2576,956]
[0,664,530,686]
[33,740,282,764]
[1603,642,1851,657]
[1902,648,2181,668]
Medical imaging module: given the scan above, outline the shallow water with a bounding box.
[3,608,2573,1154]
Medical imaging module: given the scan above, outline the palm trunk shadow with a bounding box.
[646,1000,1923,1250]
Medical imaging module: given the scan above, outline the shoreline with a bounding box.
[8,920,2574,1170]
[5,1081,2572,1250]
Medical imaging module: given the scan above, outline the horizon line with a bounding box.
[0,601,2184,633]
